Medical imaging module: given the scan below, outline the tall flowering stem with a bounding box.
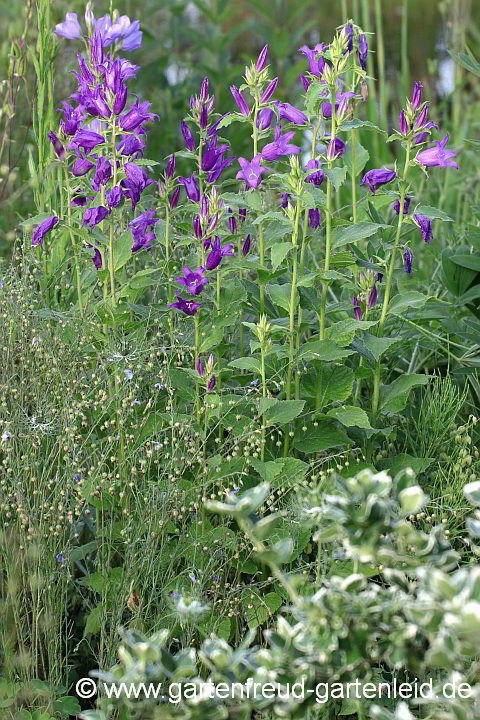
[108,118,117,307]
[65,172,84,317]
[284,178,302,458]
[319,87,337,340]
[371,142,411,424]
[195,314,201,424]
[252,88,266,316]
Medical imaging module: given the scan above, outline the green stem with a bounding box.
[260,335,266,462]
[66,173,84,317]
[165,202,174,348]
[319,88,337,340]
[371,142,411,424]
[195,314,201,424]
[351,126,358,223]
[283,200,301,458]
[401,0,409,101]
[238,237,245,356]
[108,118,117,306]
[253,89,265,316]
[375,0,386,130]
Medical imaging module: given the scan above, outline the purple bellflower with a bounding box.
[345,24,353,53]
[322,91,355,119]
[56,12,82,39]
[196,357,205,376]
[169,292,201,316]
[179,175,200,202]
[230,85,249,116]
[403,246,413,274]
[58,101,86,136]
[236,155,266,189]
[414,120,438,145]
[119,99,157,131]
[352,296,362,321]
[281,193,290,208]
[275,101,308,125]
[117,134,145,156]
[242,235,251,256]
[416,134,459,169]
[326,137,345,160]
[305,159,325,187]
[208,376,217,392]
[181,121,196,151]
[228,210,237,234]
[256,44,269,72]
[308,209,321,228]
[358,35,368,70]
[83,206,109,229]
[107,186,122,209]
[32,216,58,247]
[92,156,112,191]
[368,285,377,309]
[257,108,274,130]
[260,77,278,103]
[399,110,409,136]
[411,81,423,110]
[169,187,181,209]
[360,168,397,194]
[121,162,155,209]
[413,214,433,243]
[261,127,300,162]
[130,209,159,253]
[415,103,429,128]
[91,248,102,269]
[68,129,105,154]
[300,73,310,91]
[298,43,328,77]
[72,154,94,177]
[176,266,209,295]
[166,153,176,179]
[48,132,64,159]
[393,196,411,215]
[206,237,235,271]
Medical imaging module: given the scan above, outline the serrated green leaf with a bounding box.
[327,406,372,429]
[310,364,354,408]
[229,357,261,373]
[388,291,429,316]
[344,141,370,177]
[377,454,435,477]
[332,222,390,248]
[84,605,103,637]
[271,242,292,270]
[325,319,377,347]
[325,166,347,191]
[361,333,400,362]
[340,119,385,132]
[264,400,305,426]
[414,205,453,222]
[246,592,283,629]
[267,282,291,313]
[297,339,355,362]
[379,374,430,413]
[293,419,350,453]
[114,231,133,271]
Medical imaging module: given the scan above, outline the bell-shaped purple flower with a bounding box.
[414,120,438,145]
[58,101,86,136]
[48,132,64,159]
[300,73,310,91]
[239,208,247,222]
[207,375,217,392]
[305,159,325,187]
[193,215,203,239]
[261,127,300,162]
[415,103,429,128]
[119,99,157,131]
[345,24,353,53]
[176,266,209,296]
[416,134,459,169]
[169,187,181,209]
[352,295,362,321]
[298,43,327,77]
[275,101,308,125]
[92,156,112,191]
[281,193,290,208]
[130,208,159,252]
[326,138,345,160]
[399,110,409,136]
[71,194,93,207]
[228,211,237,234]
[411,81,423,110]
[200,104,209,129]
[360,168,397,194]
[72,155,94,177]
[179,175,200,202]
[180,121,196,151]
[169,292,201,316]
[83,206,109,229]
[117,134,145,156]
[257,108,274,130]
[196,357,205,376]
[68,129,105,154]
[358,35,368,70]
[260,77,278,104]
[242,234,251,256]
[256,44,268,72]
[32,216,58,247]
[166,153,176,179]
[206,237,235,271]
[92,248,102,269]
[308,209,320,228]
[413,214,433,243]
[56,12,81,39]
[107,185,122,209]
[403,246,413,274]
[200,195,209,218]
[230,85,249,117]
[236,155,266,189]
[393,196,411,215]
[368,285,377,309]
[121,162,155,210]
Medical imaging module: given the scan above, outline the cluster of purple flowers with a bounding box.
[32,7,160,264]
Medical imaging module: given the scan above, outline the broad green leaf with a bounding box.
[229,357,261,373]
[297,339,355,362]
[377,454,434,477]
[84,605,103,636]
[332,222,390,248]
[451,254,480,272]
[199,324,225,352]
[130,158,161,166]
[267,282,291,313]
[414,205,453,222]
[379,374,429,413]
[303,186,327,208]
[344,141,370,177]
[246,592,282,629]
[53,696,82,716]
[388,291,429,316]
[325,319,377,347]
[361,333,400,362]
[252,211,289,225]
[325,166,347,191]
[310,364,354,408]
[326,406,372,429]
[271,242,292,270]
[448,49,480,77]
[127,268,161,290]
[114,231,133,271]
[264,400,305,426]
[340,119,385,132]
[293,419,350,453]
[216,112,250,129]
[442,247,478,297]
[215,618,232,641]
